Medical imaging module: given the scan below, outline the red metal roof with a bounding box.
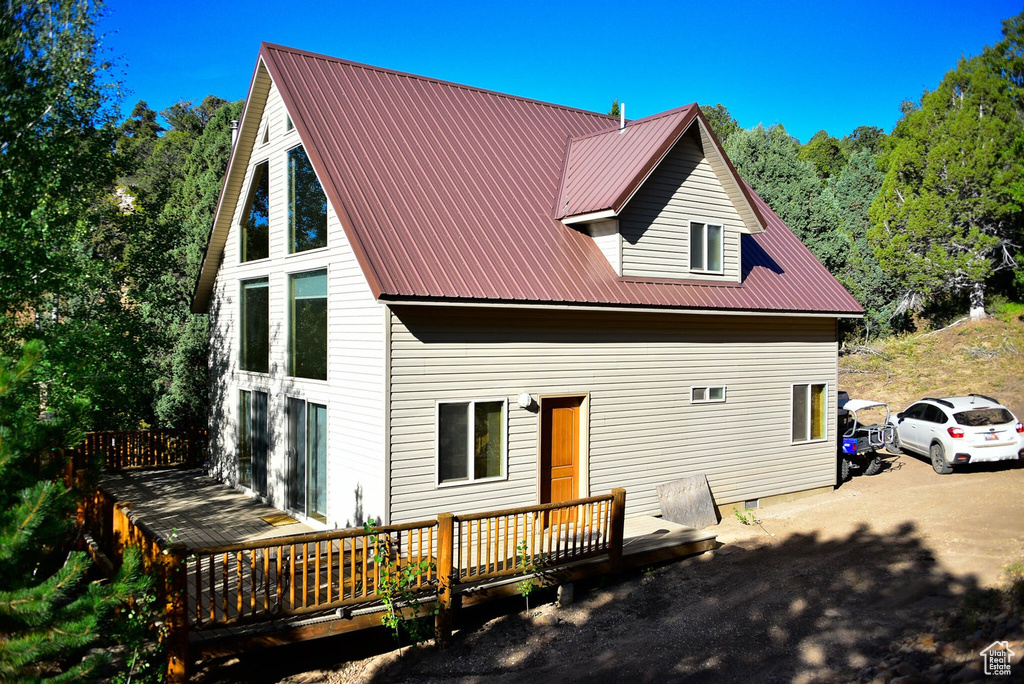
[197,44,862,316]
[555,106,696,220]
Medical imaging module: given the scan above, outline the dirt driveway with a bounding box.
[199,453,1024,683]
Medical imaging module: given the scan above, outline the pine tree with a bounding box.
[0,342,148,681]
[725,124,848,273]
[869,12,1024,320]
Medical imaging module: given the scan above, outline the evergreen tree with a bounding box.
[725,124,848,273]
[799,129,848,182]
[869,12,1024,320]
[700,103,741,145]
[152,98,243,427]
[841,125,887,158]
[834,149,904,338]
[0,342,148,681]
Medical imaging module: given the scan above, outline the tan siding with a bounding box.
[387,306,838,522]
[207,81,387,529]
[619,129,744,282]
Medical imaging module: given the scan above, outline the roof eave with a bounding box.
[378,294,864,319]
[190,55,272,314]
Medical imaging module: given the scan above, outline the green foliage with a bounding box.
[869,12,1024,317]
[700,103,740,145]
[732,507,756,525]
[109,576,164,684]
[363,519,438,646]
[725,124,848,273]
[834,149,907,339]
[799,129,848,181]
[608,99,620,117]
[0,343,150,682]
[0,0,119,317]
[514,540,543,614]
[841,125,888,158]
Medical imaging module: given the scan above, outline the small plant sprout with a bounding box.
[363,518,438,650]
[515,539,541,614]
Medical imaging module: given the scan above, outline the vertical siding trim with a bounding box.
[384,305,393,524]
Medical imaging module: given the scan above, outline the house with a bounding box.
[191,43,863,529]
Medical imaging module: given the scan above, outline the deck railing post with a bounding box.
[435,512,454,647]
[608,488,626,573]
[163,542,190,684]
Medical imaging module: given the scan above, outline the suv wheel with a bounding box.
[930,442,953,475]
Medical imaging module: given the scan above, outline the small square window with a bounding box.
[692,386,726,403]
[437,399,507,485]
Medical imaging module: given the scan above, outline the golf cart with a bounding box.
[837,391,895,482]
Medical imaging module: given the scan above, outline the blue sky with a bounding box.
[98,0,1022,143]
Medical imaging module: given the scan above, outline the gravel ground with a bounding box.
[195,453,1024,683]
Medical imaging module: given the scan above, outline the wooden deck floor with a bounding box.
[99,468,717,555]
[99,468,315,548]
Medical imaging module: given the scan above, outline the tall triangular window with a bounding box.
[240,161,269,262]
[288,145,327,252]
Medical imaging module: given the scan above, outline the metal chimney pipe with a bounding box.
[620,103,625,132]
[230,120,239,147]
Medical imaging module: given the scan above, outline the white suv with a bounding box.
[889,395,1024,474]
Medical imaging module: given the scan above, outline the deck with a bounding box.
[96,468,718,658]
[99,467,716,557]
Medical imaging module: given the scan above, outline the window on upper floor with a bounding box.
[287,145,328,253]
[240,278,269,373]
[689,221,723,273]
[437,399,507,485]
[286,114,294,132]
[240,161,269,262]
[792,382,827,443]
[289,269,327,380]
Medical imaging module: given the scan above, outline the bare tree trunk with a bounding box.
[969,282,986,321]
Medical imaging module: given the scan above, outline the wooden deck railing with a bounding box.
[452,494,616,583]
[188,520,438,628]
[82,485,626,683]
[71,428,208,470]
[82,487,189,683]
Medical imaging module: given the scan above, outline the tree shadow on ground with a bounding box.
[365,522,977,683]
[191,521,984,683]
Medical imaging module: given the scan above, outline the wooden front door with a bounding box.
[540,396,583,507]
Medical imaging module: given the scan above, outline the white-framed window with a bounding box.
[692,386,726,403]
[288,269,327,380]
[436,398,508,486]
[689,221,724,273]
[792,382,828,443]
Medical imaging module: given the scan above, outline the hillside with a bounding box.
[840,316,1024,420]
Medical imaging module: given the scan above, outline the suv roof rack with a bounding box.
[923,397,955,409]
[969,393,999,404]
